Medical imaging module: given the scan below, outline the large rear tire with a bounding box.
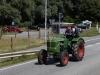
[38,49,47,64]
[72,39,84,61]
[60,51,69,66]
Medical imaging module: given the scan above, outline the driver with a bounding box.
[65,26,73,40]
[74,25,80,37]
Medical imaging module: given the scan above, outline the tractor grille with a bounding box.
[47,42,56,48]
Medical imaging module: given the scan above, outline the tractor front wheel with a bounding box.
[60,51,69,66]
[38,49,47,64]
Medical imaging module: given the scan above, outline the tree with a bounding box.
[0,0,21,25]
[78,0,100,22]
[48,0,58,19]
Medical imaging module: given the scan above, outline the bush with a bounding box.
[20,21,32,27]
[63,16,74,23]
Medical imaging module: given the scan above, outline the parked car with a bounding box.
[2,26,23,33]
[77,23,89,29]
[28,25,40,31]
[39,23,50,28]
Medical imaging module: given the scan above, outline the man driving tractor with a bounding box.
[65,26,80,40]
[65,26,73,40]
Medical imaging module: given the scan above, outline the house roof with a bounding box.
[52,22,74,25]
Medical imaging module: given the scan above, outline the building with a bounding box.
[51,22,74,34]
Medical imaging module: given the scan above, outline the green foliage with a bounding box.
[0,0,100,26]
[63,16,74,23]
[21,21,31,27]
[78,0,100,21]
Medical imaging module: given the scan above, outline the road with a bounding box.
[5,28,52,38]
[0,35,100,75]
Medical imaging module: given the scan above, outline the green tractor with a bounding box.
[38,24,85,66]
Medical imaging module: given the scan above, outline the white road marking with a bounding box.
[0,59,37,71]
[85,45,93,48]
[85,43,100,48]
[85,38,100,42]
[95,43,100,45]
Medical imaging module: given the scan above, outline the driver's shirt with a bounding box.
[65,30,73,36]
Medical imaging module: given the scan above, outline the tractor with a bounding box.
[38,24,85,66]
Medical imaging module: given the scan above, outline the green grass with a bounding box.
[80,27,99,37]
[0,37,45,54]
[50,27,100,37]
[0,52,38,68]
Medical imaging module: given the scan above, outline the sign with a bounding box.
[58,13,63,19]
[12,22,14,26]
[49,19,55,25]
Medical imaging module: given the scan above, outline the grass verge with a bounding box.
[80,27,99,37]
[0,37,45,54]
[50,27,100,37]
[0,52,38,68]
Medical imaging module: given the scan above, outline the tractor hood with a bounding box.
[47,37,65,42]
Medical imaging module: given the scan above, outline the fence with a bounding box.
[0,28,54,54]
[0,50,37,59]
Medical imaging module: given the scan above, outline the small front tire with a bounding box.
[60,51,69,66]
[38,49,47,64]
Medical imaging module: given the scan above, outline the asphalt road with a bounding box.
[0,35,100,75]
[5,29,51,38]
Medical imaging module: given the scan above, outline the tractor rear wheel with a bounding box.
[38,49,47,64]
[72,39,84,61]
[60,51,69,66]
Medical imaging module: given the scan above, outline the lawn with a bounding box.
[80,27,99,37]
[0,37,44,54]
[0,53,38,68]
[50,27,100,37]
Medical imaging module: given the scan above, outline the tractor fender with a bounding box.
[72,37,85,44]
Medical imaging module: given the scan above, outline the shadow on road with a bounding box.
[34,56,77,67]
[34,58,59,66]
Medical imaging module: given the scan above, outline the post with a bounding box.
[28,29,30,38]
[28,35,30,48]
[52,32,54,38]
[59,13,60,34]
[90,23,91,29]
[44,0,47,44]
[99,28,100,33]
[11,37,13,50]
[48,31,49,40]
[15,30,16,38]
[96,22,98,31]
[0,29,2,39]
[58,12,63,35]
[38,29,40,39]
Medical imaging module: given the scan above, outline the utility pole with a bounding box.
[58,12,63,34]
[59,13,61,34]
[44,0,47,44]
